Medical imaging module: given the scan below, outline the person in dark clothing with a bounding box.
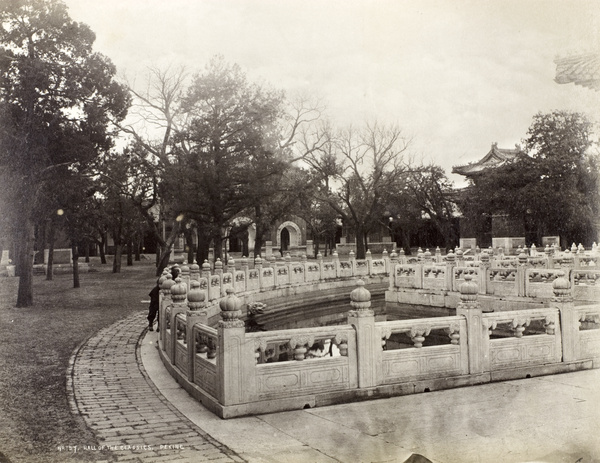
[147,282,160,331]
[148,266,180,331]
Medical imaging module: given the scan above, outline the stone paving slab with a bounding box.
[69,311,245,463]
[141,329,600,463]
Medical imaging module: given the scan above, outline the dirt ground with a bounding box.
[0,259,158,463]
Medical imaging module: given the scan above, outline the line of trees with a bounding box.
[2,1,596,309]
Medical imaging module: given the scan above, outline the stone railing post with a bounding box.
[478,251,490,295]
[544,245,554,269]
[186,280,207,383]
[455,248,464,266]
[349,250,356,276]
[398,248,406,265]
[269,255,277,268]
[530,243,537,257]
[389,250,398,290]
[445,251,456,292]
[332,251,340,278]
[552,272,578,362]
[201,260,211,279]
[217,288,254,406]
[382,248,389,274]
[347,280,377,388]
[180,263,190,290]
[214,258,223,277]
[562,250,574,269]
[159,274,174,344]
[254,256,263,287]
[190,262,200,282]
[227,258,236,275]
[157,269,168,309]
[435,247,442,264]
[240,256,249,275]
[414,263,424,289]
[423,249,432,264]
[170,277,188,363]
[517,249,529,297]
[317,252,324,280]
[455,274,486,374]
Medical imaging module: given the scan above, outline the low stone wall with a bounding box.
[157,253,600,418]
[388,261,600,307]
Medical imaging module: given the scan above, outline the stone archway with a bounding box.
[276,221,302,251]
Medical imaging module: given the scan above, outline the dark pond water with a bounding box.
[245,296,455,332]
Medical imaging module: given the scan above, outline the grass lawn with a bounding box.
[0,258,158,463]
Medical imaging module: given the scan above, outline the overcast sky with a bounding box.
[65,0,600,186]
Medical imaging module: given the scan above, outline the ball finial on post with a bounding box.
[350,279,371,311]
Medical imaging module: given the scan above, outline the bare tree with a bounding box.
[112,65,190,274]
[305,122,411,258]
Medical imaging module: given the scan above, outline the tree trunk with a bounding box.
[155,219,181,276]
[84,239,90,263]
[184,228,195,263]
[157,249,170,274]
[46,221,56,281]
[113,243,123,273]
[213,230,223,261]
[355,225,367,259]
[98,235,107,264]
[127,241,133,266]
[195,228,210,265]
[253,232,263,258]
[72,243,80,288]
[34,221,46,264]
[16,217,35,307]
[242,231,249,257]
[134,232,141,261]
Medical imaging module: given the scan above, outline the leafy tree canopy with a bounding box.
[459,111,599,246]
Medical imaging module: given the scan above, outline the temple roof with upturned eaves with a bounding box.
[554,52,600,91]
[452,142,524,177]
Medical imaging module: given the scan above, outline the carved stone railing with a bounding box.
[526,269,569,299]
[174,313,188,375]
[482,308,562,371]
[376,316,468,384]
[156,256,600,419]
[389,259,596,303]
[246,325,357,401]
[192,324,218,399]
[574,305,600,361]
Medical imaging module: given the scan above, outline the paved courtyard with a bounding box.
[70,311,600,463]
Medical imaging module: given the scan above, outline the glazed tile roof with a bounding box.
[452,143,524,177]
[554,52,600,91]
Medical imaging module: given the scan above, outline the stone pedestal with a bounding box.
[455,275,486,374]
[217,289,254,405]
[553,275,578,362]
[347,281,377,388]
[186,281,207,383]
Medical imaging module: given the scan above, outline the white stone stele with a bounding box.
[44,248,73,265]
[460,238,477,250]
[0,250,9,266]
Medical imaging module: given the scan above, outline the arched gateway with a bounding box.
[276,221,302,251]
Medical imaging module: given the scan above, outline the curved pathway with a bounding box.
[69,311,245,463]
